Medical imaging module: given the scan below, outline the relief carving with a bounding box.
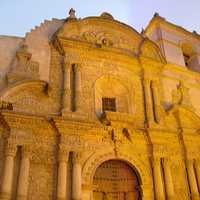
[0,10,199,200]
[7,45,39,84]
[70,30,136,52]
[172,81,194,110]
[0,101,13,110]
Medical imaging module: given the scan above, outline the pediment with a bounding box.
[55,16,143,54]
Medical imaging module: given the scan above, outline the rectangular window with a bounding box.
[102,97,116,112]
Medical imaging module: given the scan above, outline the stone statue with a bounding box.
[68,8,76,19]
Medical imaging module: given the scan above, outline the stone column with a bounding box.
[163,158,174,200]
[144,79,154,126]
[75,64,82,112]
[17,146,31,200]
[57,148,69,200]
[186,159,199,200]
[153,158,165,200]
[194,160,200,193]
[151,80,163,123]
[62,61,72,113]
[72,152,82,200]
[0,143,17,200]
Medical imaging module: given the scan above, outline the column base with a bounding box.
[61,108,71,115]
[57,198,67,200]
[156,196,165,200]
[191,194,200,200]
[0,192,11,200]
[16,195,27,200]
[166,196,175,200]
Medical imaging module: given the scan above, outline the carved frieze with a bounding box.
[67,30,138,53]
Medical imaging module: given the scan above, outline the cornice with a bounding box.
[58,36,138,60]
[145,15,200,42]
[0,80,48,98]
[157,38,179,48]
[54,37,142,73]
[163,63,200,80]
[80,16,142,37]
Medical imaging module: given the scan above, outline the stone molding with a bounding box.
[72,152,82,164]
[5,143,17,157]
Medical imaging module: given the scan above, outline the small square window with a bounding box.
[102,98,116,112]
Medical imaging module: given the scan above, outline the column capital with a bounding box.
[186,158,194,167]
[63,59,72,72]
[21,145,32,158]
[163,157,172,166]
[72,152,82,164]
[151,79,159,87]
[153,157,161,166]
[195,159,200,165]
[144,79,151,85]
[58,147,69,162]
[5,143,17,156]
[75,63,81,72]
[64,57,71,66]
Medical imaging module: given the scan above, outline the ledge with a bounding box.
[100,111,135,125]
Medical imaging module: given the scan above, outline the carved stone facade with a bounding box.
[0,10,200,200]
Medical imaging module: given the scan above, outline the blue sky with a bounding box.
[0,0,200,37]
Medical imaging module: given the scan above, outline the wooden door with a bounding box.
[93,160,140,200]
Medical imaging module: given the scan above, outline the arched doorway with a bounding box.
[93,160,141,200]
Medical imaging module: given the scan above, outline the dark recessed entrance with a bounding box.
[93,160,141,200]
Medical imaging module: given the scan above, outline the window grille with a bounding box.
[102,98,116,112]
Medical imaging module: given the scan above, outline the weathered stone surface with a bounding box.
[0,10,199,200]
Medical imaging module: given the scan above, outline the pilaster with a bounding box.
[62,60,72,114]
[195,159,200,194]
[153,157,165,200]
[72,152,82,200]
[186,159,199,200]
[17,146,32,200]
[163,158,174,200]
[57,147,69,200]
[0,143,17,200]
[75,64,82,113]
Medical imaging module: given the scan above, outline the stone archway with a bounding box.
[82,151,153,200]
[93,159,141,200]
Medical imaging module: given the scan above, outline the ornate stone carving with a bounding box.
[81,31,114,47]
[58,146,69,162]
[5,142,17,156]
[72,152,82,164]
[100,12,114,20]
[7,45,39,84]
[68,8,76,19]
[0,101,13,110]
[21,145,32,158]
[172,81,194,110]
[0,10,199,200]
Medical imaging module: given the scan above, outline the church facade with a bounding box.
[0,9,200,200]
